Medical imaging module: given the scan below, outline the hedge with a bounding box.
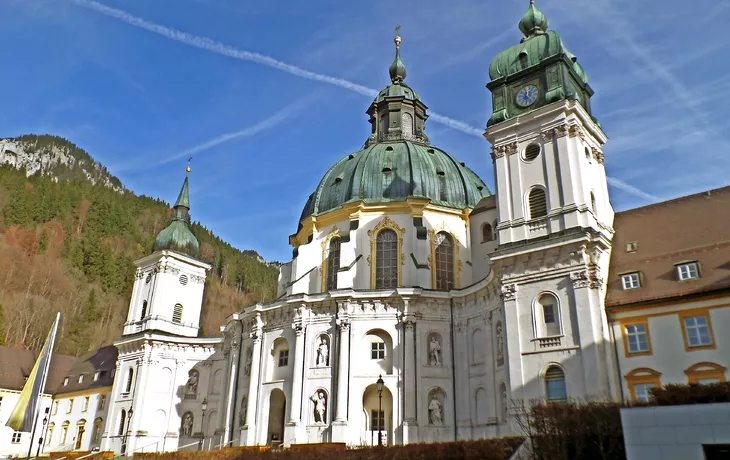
[132,438,525,460]
[649,382,730,406]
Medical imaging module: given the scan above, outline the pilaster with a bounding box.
[243,322,263,445]
[331,311,351,442]
[402,316,418,443]
[284,319,306,445]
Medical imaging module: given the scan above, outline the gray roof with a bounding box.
[0,346,77,394]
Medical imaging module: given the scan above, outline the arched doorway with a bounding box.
[362,383,393,446]
[75,419,86,450]
[266,389,286,447]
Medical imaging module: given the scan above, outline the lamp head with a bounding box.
[376,374,384,392]
[202,397,208,411]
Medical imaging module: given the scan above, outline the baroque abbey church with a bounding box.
[19,1,726,455]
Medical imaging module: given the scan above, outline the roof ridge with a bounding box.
[617,185,730,215]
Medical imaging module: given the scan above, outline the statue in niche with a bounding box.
[429,336,442,366]
[428,397,443,425]
[186,371,199,394]
[244,348,252,376]
[316,337,329,367]
[181,412,194,436]
[496,323,505,366]
[239,396,247,426]
[310,390,327,424]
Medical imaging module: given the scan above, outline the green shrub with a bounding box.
[513,400,625,460]
[132,438,524,460]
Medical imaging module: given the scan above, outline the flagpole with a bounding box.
[26,312,61,460]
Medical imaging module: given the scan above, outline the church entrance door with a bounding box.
[266,389,286,448]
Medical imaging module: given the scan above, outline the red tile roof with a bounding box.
[606,186,730,308]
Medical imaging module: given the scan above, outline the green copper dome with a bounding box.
[519,0,549,38]
[299,141,491,221]
[152,174,200,258]
[299,30,491,223]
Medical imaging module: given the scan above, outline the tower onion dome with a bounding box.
[519,0,549,38]
[488,0,588,85]
[152,166,200,258]
[298,28,491,223]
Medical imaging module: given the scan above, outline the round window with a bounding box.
[145,273,152,284]
[179,274,188,286]
[523,143,541,162]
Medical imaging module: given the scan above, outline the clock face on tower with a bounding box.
[515,85,539,108]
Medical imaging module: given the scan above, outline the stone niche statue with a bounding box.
[428,334,442,367]
[181,412,194,436]
[244,347,253,376]
[186,370,199,395]
[315,336,329,367]
[310,390,327,424]
[239,396,248,426]
[428,389,445,426]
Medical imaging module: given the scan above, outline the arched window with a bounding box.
[590,192,597,215]
[92,418,103,444]
[61,421,70,444]
[117,410,126,436]
[537,294,561,337]
[528,187,547,219]
[46,423,54,446]
[545,366,567,401]
[495,321,505,367]
[125,368,134,393]
[375,229,398,289]
[326,237,341,291]
[172,303,183,324]
[435,232,455,291]
[481,223,493,242]
[140,300,147,320]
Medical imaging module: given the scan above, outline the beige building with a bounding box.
[607,187,730,402]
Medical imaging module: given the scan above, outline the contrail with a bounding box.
[69,0,482,136]
[69,0,657,202]
[606,177,660,202]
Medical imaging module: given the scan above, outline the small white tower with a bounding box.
[122,165,210,337]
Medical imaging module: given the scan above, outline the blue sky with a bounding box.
[1,0,729,262]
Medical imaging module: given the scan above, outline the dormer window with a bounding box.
[626,242,638,253]
[78,375,84,384]
[621,272,641,290]
[677,262,699,281]
[63,377,69,386]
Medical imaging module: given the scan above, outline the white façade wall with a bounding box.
[621,404,730,460]
[285,209,473,295]
[0,390,53,457]
[46,390,110,452]
[468,207,498,283]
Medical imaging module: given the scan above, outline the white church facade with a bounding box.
[74,1,729,455]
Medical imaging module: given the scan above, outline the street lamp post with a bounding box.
[376,374,384,447]
[199,398,208,451]
[121,409,133,455]
[35,416,48,458]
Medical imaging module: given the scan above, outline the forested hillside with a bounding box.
[0,136,279,356]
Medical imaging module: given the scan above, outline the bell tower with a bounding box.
[485,1,619,404]
[122,162,210,337]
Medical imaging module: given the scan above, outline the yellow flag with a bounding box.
[6,313,60,432]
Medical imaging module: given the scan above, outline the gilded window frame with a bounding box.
[624,368,661,402]
[320,226,342,292]
[367,216,405,289]
[428,224,462,290]
[685,362,727,384]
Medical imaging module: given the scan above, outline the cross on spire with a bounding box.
[186,156,192,175]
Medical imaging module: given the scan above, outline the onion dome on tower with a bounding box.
[487,0,595,127]
[297,27,491,226]
[152,162,200,258]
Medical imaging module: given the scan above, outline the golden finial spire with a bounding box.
[394,24,402,46]
[186,156,192,175]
